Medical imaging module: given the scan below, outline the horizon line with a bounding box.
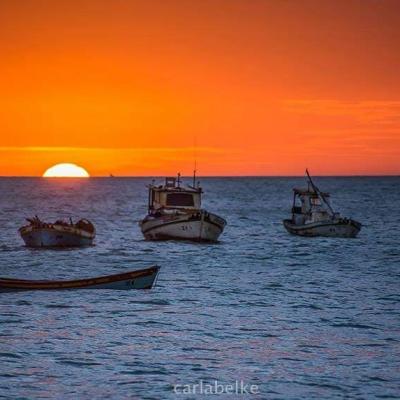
[0,174,399,178]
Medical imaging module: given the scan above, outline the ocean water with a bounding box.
[0,177,399,399]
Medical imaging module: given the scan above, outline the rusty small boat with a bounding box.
[19,216,96,247]
[0,266,160,292]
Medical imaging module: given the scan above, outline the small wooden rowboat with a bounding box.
[0,266,160,292]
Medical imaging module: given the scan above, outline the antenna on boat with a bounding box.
[192,134,198,188]
[193,162,197,188]
[177,172,181,188]
[305,169,335,216]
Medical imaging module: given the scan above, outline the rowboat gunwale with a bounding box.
[19,225,95,239]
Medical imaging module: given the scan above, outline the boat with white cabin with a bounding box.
[19,216,96,247]
[139,174,226,242]
[283,170,361,238]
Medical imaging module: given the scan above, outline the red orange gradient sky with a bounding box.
[0,0,399,176]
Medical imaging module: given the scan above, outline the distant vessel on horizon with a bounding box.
[283,170,362,238]
[139,174,226,242]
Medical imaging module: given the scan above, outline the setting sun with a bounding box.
[43,163,90,178]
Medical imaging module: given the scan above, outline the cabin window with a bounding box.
[166,193,194,207]
[311,197,321,206]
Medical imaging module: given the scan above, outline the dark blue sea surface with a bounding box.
[0,177,399,399]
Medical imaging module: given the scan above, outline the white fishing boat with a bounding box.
[283,170,362,238]
[139,174,226,242]
[19,216,96,247]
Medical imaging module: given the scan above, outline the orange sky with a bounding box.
[0,0,399,176]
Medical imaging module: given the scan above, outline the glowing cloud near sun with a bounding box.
[43,163,90,178]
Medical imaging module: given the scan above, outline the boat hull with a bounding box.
[283,219,361,238]
[0,266,160,292]
[140,211,226,242]
[20,226,94,247]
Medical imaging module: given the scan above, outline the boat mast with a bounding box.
[192,133,198,188]
[192,166,196,188]
[148,185,151,212]
[292,190,296,220]
[305,169,335,216]
[148,179,155,212]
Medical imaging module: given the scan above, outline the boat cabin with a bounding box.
[147,176,202,212]
[291,187,332,224]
